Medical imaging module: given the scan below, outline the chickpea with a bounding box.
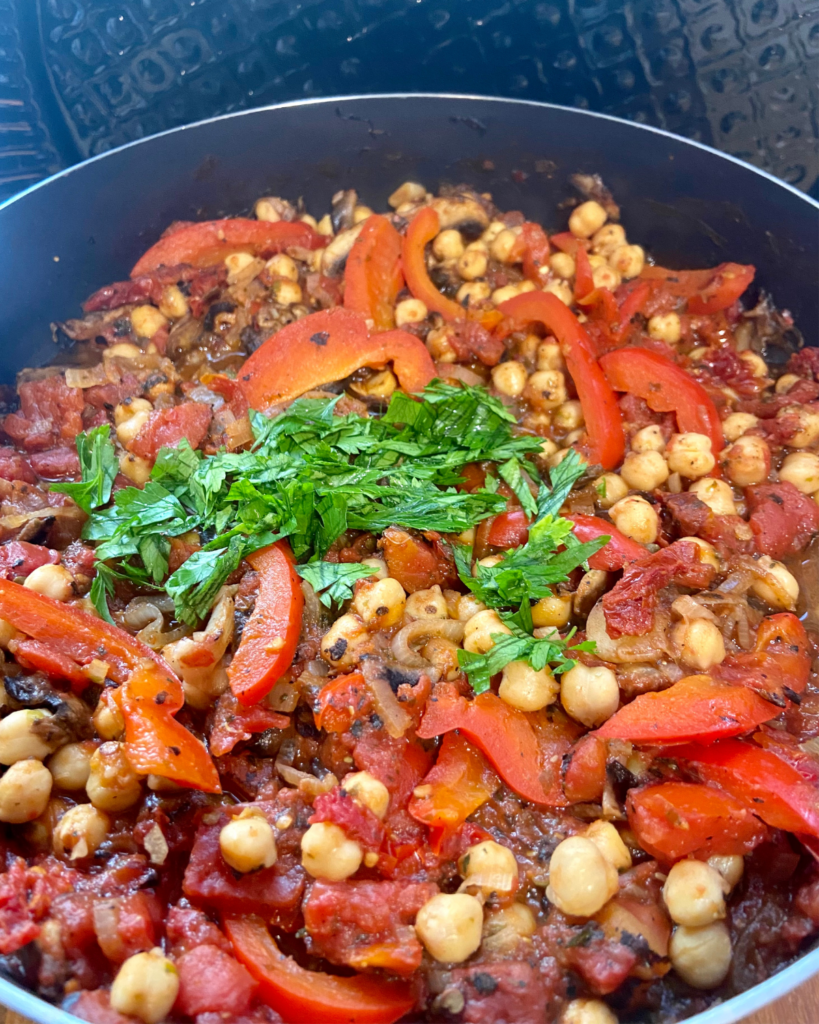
[395,298,428,326]
[119,452,152,486]
[775,373,801,395]
[0,759,52,823]
[388,181,425,208]
[320,613,370,670]
[594,473,629,510]
[592,264,621,291]
[751,556,799,610]
[482,903,537,955]
[543,279,574,305]
[569,201,608,239]
[86,742,142,813]
[130,305,168,339]
[316,213,333,236]
[255,197,282,221]
[609,244,644,279]
[531,594,572,630]
[669,921,732,989]
[490,228,522,264]
[48,741,96,791]
[647,312,682,345]
[272,279,302,306]
[463,609,513,654]
[631,425,666,453]
[481,220,506,245]
[683,537,720,571]
[492,281,535,305]
[537,341,565,372]
[609,495,659,544]
[553,400,585,432]
[219,809,277,873]
[433,229,465,261]
[547,836,619,917]
[104,342,142,360]
[722,435,771,486]
[427,325,458,362]
[110,948,179,1024]
[405,584,449,621]
[455,594,487,622]
[780,451,819,494]
[0,709,58,764]
[360,556,387,580]
[561,664,620,728]
[266,253,299,281]
[300,213,318,228]
[779,405,819,448]
[620,451,669,491]
[707,854,744,891]
[352,577,406,629]
[456,281,491,306]
[491,360,528,398]
[23,563,74,602]
[113,397,152,427]
[663,859,728,927]
[415,892,483,963]
[666,433,716,479]
[301,821,362,880]
[499,660,559,712]
[722,412,758,442]
[673,619,726,671]
[342,771,390,819]
[156,283,188,320]
[525,369,567,411]
[585,821,632,873]
[53,804,109,860]
[93,699,125,741]
[549,253,576,279]
[459,840,518,895]
[539,438,559,459]
[353,205,374,224]
[688,477,737,517]
[562,998,619,1024]
[116,408,151,446]
[591,223,626,255]
[739,351,768,378]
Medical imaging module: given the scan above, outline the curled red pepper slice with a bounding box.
[131,218,325,276]
[227,541,303,706]
[497,292,625,470]
[600,347,724,453]
[343,214,404,331]
[566,514,646,571]
[224,915,415,1024]
[674,739,819,838]
[641,262,755,315]
[512,222,551,284]
[595,674,779,745]
[402,206,468,322]
[239,308,436,411]
[116,662,221,793]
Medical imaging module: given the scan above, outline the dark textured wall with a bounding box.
[0,0,817,203]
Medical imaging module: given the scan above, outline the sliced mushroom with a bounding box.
[430,194,490,239]
[4,672,93,742]
[321,223,365,277]
[331,189,358,234]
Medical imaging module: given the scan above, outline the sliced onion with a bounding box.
[275,761,338,800]
[65,364,113,389]
[435,363,483,386]
[0,507,84,531]
[586,600,673,664]
[124,596,188,650]
[670,595,718,622]
[266,676,300,714]
[361,659,412,738]
[226,416,253,449]
[391,619,465,668]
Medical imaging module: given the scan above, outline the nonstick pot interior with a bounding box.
[0,95,817,1024]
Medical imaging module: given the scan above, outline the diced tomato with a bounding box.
[566,514,645,571]
[450,961,558,1024]
[70,990,135,1024]
[302,879,438,976]
[714,613,810,702]
[210,691,290,756]
[596,897,671,960]
[310,788,385,853]
[563,735,607,804]
[175,943,258,1018]
[596,674,778,745]
[0,448,36,484]
[92,891,160,964]
[166,903,231,955]
[2,377,84,453]
[0,540,60,581]
[315,671,370,733]
[408,732,499,850]
[486,509,531,549]
[746,481,819,560]
[381,526,457,593]
[29,446,81,480]
[626,781,768,862]
[129,402,213,463]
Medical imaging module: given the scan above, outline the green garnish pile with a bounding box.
[54,382,605,688]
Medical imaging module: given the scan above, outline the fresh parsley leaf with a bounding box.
[498,458,538,518]
[165,537,245,626]
[89,564,116,625]
[51,425,117,513]
[296,561,375,607]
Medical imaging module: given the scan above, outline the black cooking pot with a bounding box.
[0,95,817,1024]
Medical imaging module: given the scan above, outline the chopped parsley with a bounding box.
[52,424,117,513]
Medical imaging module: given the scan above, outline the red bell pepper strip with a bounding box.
[408,732,499,851]
[595,674,779,745]
[566,514,645,571]
[227,542,303,706]
[116,662,221,792]
[0,578,179,687]
[675,739,819,838]
[713,612,810,703]
[497,292,625,470]
[563,734,608,804]
[613,280,652,345]
[343,214,404,331]
[600,347,724,453]
[512,222,551,283]
[641,263,755,315]
[131,218,325,276]
[402,206,468,322]
[574,245,595,303]
[417,682,566,805]
[224,915,415,1024]
[239,308,436,411]
[626,781,768,862]
[550,231,586,257]
[8,638,91,692]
